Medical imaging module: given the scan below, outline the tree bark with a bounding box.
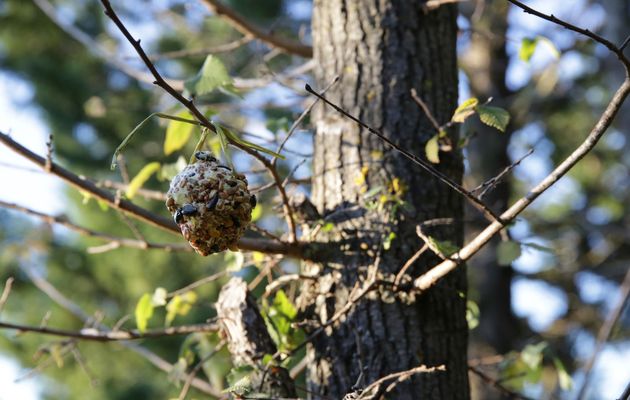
[300,1,469,398]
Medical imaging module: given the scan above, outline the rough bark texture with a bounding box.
[300,1,469,398]
[216,277,296,397]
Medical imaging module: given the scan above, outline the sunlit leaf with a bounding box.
[496,240,522,266]
[425,134,440,163]
[426,236,459,257]
[164,111,195,155]
[135,293,154,333]
[126,162,161,199]
[165,292,197,327]
[451,97,479,123]
[477,105,510,132]
[519,37,538,62]
[151,287,167,307]
[466,300,480,330]
[521,342,547,370]
[184,55,234,96]
[553,357,573,390]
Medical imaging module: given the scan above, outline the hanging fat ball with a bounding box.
[166,151,254,255]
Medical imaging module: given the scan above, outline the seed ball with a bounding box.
[166,151,253,256]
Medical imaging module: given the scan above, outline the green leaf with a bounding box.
[383,232,396,250]
[466,300,480,330]
[216,123,285,160]
[427,236,459,257]
[273,290,297,321]
[477,105,510,132]
[553,357,573,390]
[165,292,197,327]
[184,55,234,96]
[451,97,479,123]
[425,134,440,163]
[111,112,200,169]
[520,36,560,62]
[519,37,538,62]
[521,342,547,370]
[126,162,161,199]
[135,293,154,333]
[164,111,195,155]
[496,240,522,266]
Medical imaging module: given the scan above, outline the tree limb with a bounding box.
[199,0,313,58]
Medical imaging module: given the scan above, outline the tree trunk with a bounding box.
[300,1,469,398]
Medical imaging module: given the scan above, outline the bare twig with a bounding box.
[468,365,533,400]
[414,78,630,293]
[0,320,219,342]
[304,84,504,225]
[576,267,630,400]
[0,277,14,317]
[199,0,312,58]
[99,0,301,247]
[355,364,446,399]
[410,89,441,131]
[168,271,227,298]
[149,35,254,61]
[472,148,534,200]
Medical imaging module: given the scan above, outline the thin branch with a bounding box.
[0,320,219,342]
[304,84,504,225]
[167,271,227,298]
[273,76,340,167]
[148,35,254,61]
[472,148,534,200]
[0,133,301,257]
[356,364,446,399]
[199,0,313,58]
[414,78,630,292]
[468,365,533,400]
[507,0,630,70]
[393,244,429,289]
[410,89,441,131]
[576,267,630,400]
